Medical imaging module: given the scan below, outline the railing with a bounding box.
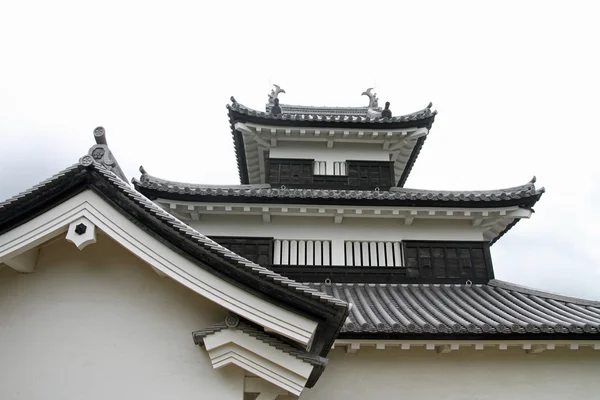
[273,239,332,266]
[345,241,403,267]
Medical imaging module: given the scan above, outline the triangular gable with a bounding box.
[0,130,349,394]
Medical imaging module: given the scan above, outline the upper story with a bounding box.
[133,86,545,285]
[229,86,436,190]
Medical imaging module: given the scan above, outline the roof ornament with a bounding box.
[270,98,282,115]
[361,88,379,109]
[83,126,128,183]
[381,102,392,119]
[268,84,286,105]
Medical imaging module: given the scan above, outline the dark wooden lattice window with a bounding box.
[346,160,395,190]
[267,158,313,186]
[209,236,273,266]
[403,241,493,283]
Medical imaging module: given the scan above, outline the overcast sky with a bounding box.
[1,1,599,299]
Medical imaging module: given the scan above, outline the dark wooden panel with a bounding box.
[267,158,314,186]
[210,236,273,266]
[346,160,395,190]
[403,241,492,283]
[267,158,395,190]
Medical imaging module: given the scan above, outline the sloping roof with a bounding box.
[230,98,437,127]
[193,321,327,368]
[133,172,545,209]
[0,156,348,357]
[305,280,600,337]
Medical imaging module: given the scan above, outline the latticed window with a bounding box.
[403,241,490,280]
[344,241,403,267]
[273,239,332,266]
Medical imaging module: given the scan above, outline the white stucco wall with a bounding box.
[190,215,484,265]
[0,234,244,400]
[270,142,389,174]
[281,346,600,400]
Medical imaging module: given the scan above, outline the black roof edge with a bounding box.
[338,332,600,341]
[133,186,544,210]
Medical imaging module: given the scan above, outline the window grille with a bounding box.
[344,241,402,267]
[403,242,489,280]
[313,161,327,175]
[273,239,332,266]
[333,161,347,175]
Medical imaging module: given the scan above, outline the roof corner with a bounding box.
[84,127,128,183]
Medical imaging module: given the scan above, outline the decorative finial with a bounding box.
[381,101,392,118]
[139,165,148,175]
[270,98,282,115]
[84,126,128,183]
[530,176,537,184]
[94,126,107,145]
[361,88,379,109]
[230,96,237,104]
[268,84,286,105]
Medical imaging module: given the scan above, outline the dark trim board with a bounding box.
[136,187,542,209]
[398,136,425,187]
[338,332,600,341]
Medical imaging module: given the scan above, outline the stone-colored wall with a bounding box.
[0,235,243,400]
[282,346,600,400]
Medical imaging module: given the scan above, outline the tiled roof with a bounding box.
[229,98,437,126]
[0,160,348,312]
[305,280,600,336]
[133,172,544,208]
[192,320,327,367]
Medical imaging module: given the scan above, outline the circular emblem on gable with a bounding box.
[225,313,240,328]
[80,155,94,166]
[92,147,105,160]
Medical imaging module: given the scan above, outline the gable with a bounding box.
[0,233,248,399]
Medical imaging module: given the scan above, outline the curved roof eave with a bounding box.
[0,159,349,358]
[133,172,545,210]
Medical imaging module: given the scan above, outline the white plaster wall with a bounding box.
[270,142,388,174]
[190,215,483,265]
[0,234,244,400]
[281,347,600,400]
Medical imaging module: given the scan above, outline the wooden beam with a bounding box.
[3,247,40,273]
[346,343,360,354]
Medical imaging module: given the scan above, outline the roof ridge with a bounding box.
[134,167,270,190]
[229,98,436,122]
[134,175,545,202]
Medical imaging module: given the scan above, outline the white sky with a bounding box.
[1,1,599,298]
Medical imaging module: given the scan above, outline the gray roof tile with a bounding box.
[308,281,600,336]
[133,173,545,206]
